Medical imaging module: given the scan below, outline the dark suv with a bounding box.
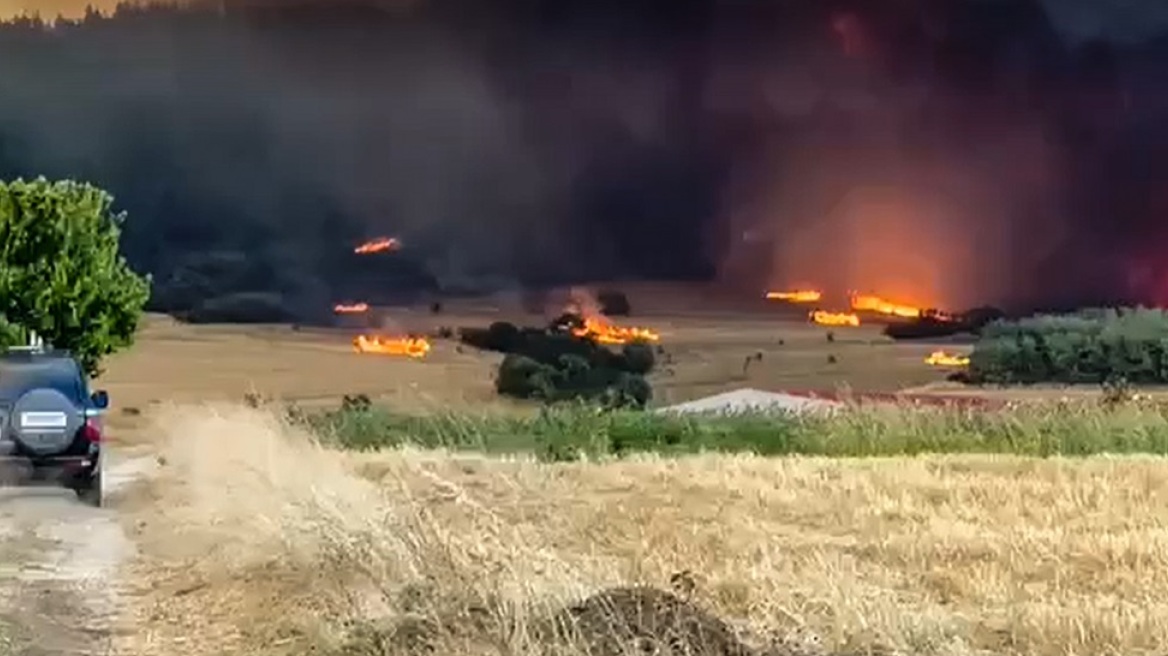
[0,347,109,506]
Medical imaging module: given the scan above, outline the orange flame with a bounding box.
[571,318,660,345]
[850,293,921,318]
[354,237,401,254]
[353,334,431,358]
[334,302,369,314]
[925,350,969,367]
[810,310,860,327]
[765,289,822,303]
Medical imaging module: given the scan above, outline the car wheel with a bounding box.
[74,466,103,508]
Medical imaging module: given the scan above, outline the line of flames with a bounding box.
[353,237,401,254]
[571,317,661,345]
[342,304,660,359]
[768,289,954,328]
[808,310,860,327]
[765,289,821,303]
[353,334,431,358]
[849,293,921,318]
[341,297,960,366]
[925,350,969,367]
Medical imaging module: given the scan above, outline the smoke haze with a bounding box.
[1,0,1168,315]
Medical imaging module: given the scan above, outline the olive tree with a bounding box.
[0,177,150,377]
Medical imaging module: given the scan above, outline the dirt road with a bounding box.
[0,452,154,655]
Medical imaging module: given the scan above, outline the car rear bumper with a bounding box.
[0,451,100,485]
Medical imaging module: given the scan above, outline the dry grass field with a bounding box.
[115,406,1168,656]
[97,298,1168,656]
[98,303,966,437]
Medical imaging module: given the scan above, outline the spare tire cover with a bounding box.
[10,389,83,456]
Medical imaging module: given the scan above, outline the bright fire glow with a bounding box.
[925,350,970,367]
[765,290,822,303]
[334,302,369,314]
[354,237,401,254]
[810,310,860,327]
[353,334,431,358]
[571,318,660,345]
[850,293,922,318]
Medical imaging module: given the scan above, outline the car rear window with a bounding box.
[0,360,86,403]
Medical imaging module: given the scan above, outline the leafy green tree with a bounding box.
[0,314,23,350]
[0,177,151,377]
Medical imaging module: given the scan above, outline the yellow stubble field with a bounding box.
[103,301,1168,656]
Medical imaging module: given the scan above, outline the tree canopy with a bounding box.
[0,177,151,377]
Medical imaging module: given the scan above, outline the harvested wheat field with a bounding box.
[95,301,1168,655]
[114,405,1168,656]
[97,309,977,429]
[101,308,1164,442]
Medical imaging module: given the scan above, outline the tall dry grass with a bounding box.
[118,404,1168,656]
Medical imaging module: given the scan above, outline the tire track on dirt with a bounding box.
[0,453,155,655]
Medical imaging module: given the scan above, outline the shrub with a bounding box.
[619,341,656,375]
[485,321,521,351]
[548,312,585,334]
[605,373,652,409]
[496,354,555,399]
[463,315,658,406]
[884,306,1007,341]
[597,288,631,316]
[341,393,372,413]
[491,336,655,405]
[0,177,151,376]
[494,347,656,405]
[967,306,1168,384]
[458,326,492,350]
[522,330,596,367]
[963,306,1007,330]
[884,317,969,340]
[460,321,524,353]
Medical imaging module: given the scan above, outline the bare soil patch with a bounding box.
[0,453,151,655]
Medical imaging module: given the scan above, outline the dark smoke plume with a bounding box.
[0,0,1167,315]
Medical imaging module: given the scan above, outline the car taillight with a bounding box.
[80,419,102,443]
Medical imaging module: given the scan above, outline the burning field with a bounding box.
[316,261,977,406]
[765,287,958,328]
[92,263,1168,656]
[333,237,440,360]
[17,0,1168,652]
[91,289,1168,656]
[334,244,664,364]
